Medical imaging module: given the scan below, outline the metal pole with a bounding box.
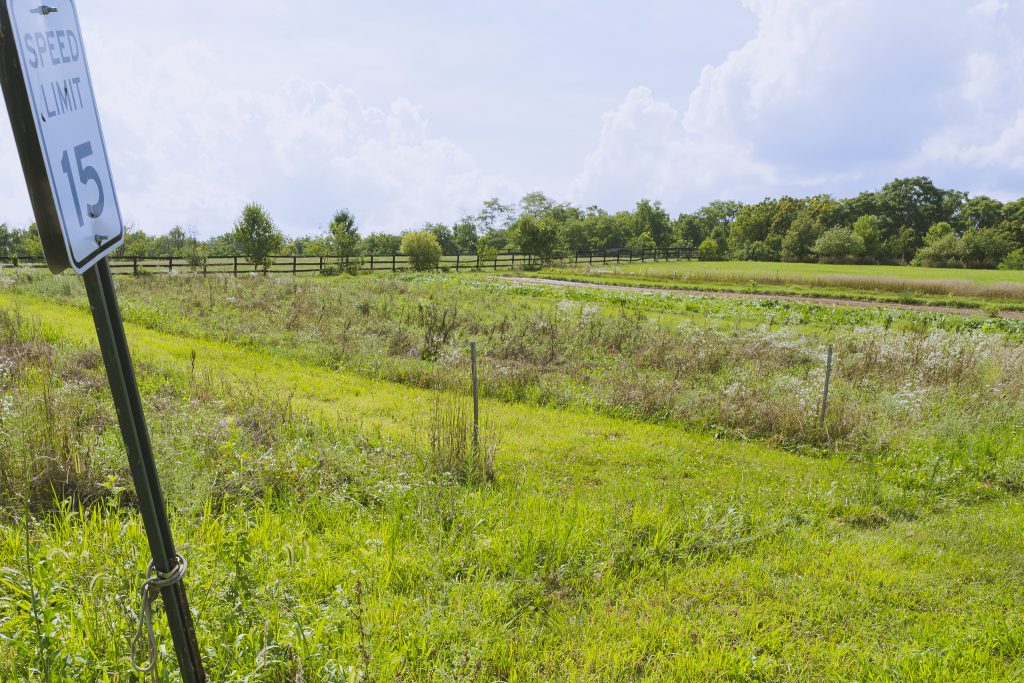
[819,344,834,429]
[84,259,205,682]
[471,342,479,452]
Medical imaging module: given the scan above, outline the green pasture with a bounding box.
[533,259,1024,309]
[588,259,1024,283]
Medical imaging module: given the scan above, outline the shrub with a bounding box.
[696,238,723,261]
[913,234,963,268]
[813,227,865,263]
[401,230,442,271]
[999,248,1024,270]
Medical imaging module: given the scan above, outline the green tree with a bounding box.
[518,191,556,219]
[882,226,916,264]
[510,214,563,263]
[361,232,403,255]
[205,232,238,257]
[627,232,657,251]
[18,226,43,258]
[852,215,883,263]
[1000,198,1024,248]
[155,226,190,256]
[328,209,361,258]
[0,223,21,257]
[582,208,629,251]
[960,227,1012,268]
[425,223,456,254]
[876,177,963,248]
[401,230,442,271]
[729,198,796,261]
[959,196,1004,232]
[475,198,515,245]
[452,219,478,254]
[232,203,284,272]
[631,199,672,247]
[781,212,822,261]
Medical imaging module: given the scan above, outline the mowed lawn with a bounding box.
[1,277,1023,680]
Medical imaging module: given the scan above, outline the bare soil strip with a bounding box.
[498,276,1024,320]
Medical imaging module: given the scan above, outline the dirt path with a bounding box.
[498,276,1024,320]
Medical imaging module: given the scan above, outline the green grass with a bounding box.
[594,260,1024,284]
[1,271,1023,680]
[532,259,1024,309]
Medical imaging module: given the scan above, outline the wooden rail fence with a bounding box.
[0,247,695,276]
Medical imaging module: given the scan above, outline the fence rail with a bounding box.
[0,247,695,276]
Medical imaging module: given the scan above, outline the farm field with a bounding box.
[533,260,1024,310]
[1,271,1024,680]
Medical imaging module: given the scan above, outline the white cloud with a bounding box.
[572,0,1024,210]
[570,87,777,207]
[1,35,516,237]
[971,0,1009,16]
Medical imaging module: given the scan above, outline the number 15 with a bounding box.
[60,142,105,227]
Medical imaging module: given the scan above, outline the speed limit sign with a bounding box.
[0,0,123,273]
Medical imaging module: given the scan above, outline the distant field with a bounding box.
[536,260,1024,308]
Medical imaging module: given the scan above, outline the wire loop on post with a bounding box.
[131,554,188,677]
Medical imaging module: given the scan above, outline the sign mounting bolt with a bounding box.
[31,6,58,15]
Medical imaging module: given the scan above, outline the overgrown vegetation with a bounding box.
[2,270,1024,680]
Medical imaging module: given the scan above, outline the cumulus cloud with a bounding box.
[572,0,1024,210]
[571,87,776,206]
[1,35,516,237]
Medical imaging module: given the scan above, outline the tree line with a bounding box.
[2,176,1023,270]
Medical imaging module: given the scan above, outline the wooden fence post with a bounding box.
[168,255,173,273]
[133,256,138,276]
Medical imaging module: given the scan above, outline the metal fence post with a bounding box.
[471,341,479,452]
[820,344,834,428]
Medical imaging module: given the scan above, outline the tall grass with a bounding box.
[2,273,1024,678]
[427,395,495,485]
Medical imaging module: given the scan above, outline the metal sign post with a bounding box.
[0,1,205,679]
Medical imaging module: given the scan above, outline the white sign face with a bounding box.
[7,0,122,273]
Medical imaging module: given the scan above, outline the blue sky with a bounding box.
[1,0,1022,237]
